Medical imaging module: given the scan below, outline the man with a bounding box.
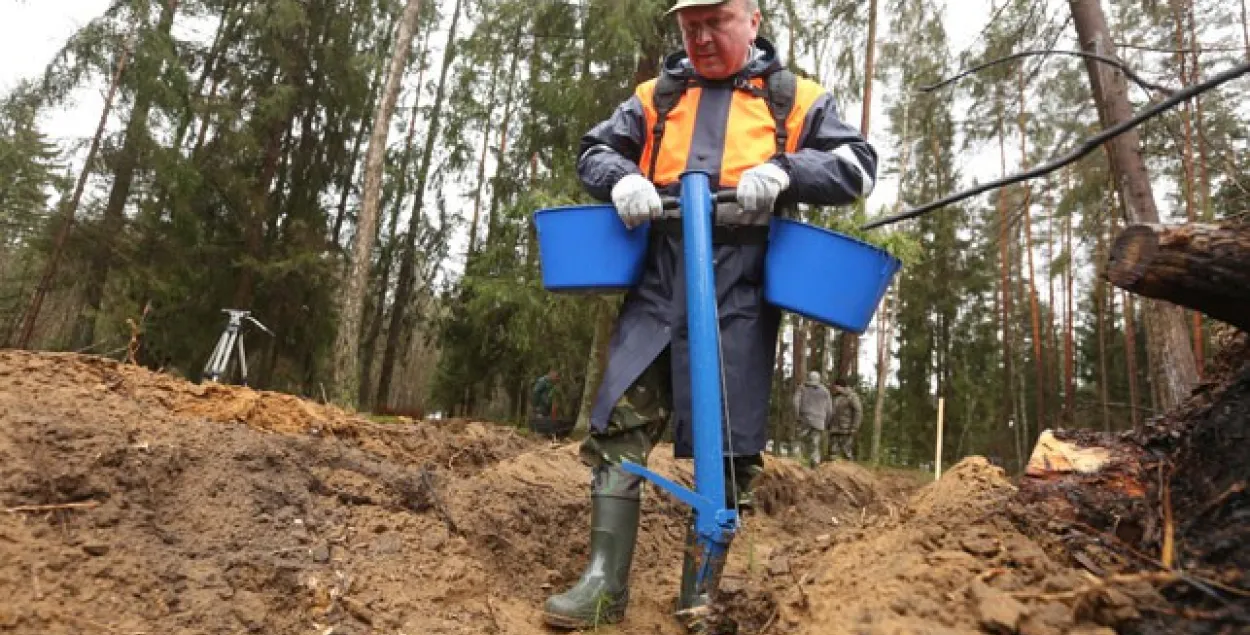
[827,379,863,460]
[531,370,559,418]
[793,371,833,467]
[542,0,876,629]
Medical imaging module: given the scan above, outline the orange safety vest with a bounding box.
[635,74,827,188]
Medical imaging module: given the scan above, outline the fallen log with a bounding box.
[1106,223,1250,331]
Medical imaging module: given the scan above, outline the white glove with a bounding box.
[611,173,663,229]
[736,162,790,219]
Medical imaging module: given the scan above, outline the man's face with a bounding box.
[676,0,761,80]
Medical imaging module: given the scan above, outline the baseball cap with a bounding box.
[667,0,730,15]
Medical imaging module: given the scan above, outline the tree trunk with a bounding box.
[1064,211,1075,423]
[376,0,463,409]
[997,103,1014,431]
[1107,223,1250,332]
[870,90,909,466]
[1242,0,1250,62]
[1171,0,1204,379]
[833,0,882,389]
[16,29,137,350]
[575,299,614,434]
[326,0,424,407]
[771,334,787,455]
[871,287,895,465]
[1019,69,1046,433]
[1122,290,1142,429]
[1068,0,1198,410]
[331,12,399,249]
[73,0,178,350]
[468,31,512,257]
[1096,195,1112,433]
[359,67,427,408]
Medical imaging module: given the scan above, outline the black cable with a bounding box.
[862,60,1250,231]
[920,48,1176,96]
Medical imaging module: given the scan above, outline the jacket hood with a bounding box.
[661,36,783,83]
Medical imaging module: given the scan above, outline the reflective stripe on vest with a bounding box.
[636,75,826,188]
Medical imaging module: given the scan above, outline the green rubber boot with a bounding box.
[542,493,641,629]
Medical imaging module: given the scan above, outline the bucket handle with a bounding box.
[661,190,737,211]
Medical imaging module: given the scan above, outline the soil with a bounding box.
[0,349,1242,634]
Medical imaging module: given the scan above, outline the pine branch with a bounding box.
[862,61,1250,231]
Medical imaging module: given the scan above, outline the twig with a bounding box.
[4,501,100,513]
[921,49,1176,96]
[758,605,780,634]
[1062,518,1250,600]
[861,61,1250,230]
[788,569,811,611]
[1011,571,1180,601]
[420,470,459,534]
[1161,466,1176,569]
[511,474,555,490]
[1183,481,1246,533]
[484,597,501,633]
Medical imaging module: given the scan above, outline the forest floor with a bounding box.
[0,347,1246,635]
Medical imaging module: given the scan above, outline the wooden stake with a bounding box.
[935,397,946,481]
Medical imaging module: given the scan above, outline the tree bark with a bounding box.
[575,299,614,434]
[1171,0,1204,378]
[376,0,463,409]
[832,0,882,389]
[326,0,424,407]
[73,0,178,350]
[1019,69,1046,433]
[1122,290,1142,429]
[330,11,399,249]
[997,101,1014,432]
[1096,193,1112,433]
[359,67,426,409]
[1064,211,1075,423]
[1068,0,1198,410]
[1107,223,1250,333]
[16,29,137,350]
[468,31,511,257]
[1242,0,1250,62]
[870,287,895,465]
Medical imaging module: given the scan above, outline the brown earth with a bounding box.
[0,349,1224,634]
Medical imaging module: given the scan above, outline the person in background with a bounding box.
[792,371,833,467]
[531,370,559,418]
[827,378,863,460]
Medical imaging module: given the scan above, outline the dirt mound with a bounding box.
[764,458,1160,635]
[0,349,1193,634]
[0,350,373,436]
[0,351,901,634]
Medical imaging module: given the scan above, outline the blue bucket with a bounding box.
[533,204,648,292]
[764,218,900,334]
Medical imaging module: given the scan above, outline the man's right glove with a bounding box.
[611,173,663,229]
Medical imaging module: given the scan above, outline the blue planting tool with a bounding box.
[619,170,737,601]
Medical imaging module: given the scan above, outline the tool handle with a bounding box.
[661,189,737,211]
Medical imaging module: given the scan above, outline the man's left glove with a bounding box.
[736,162,790,220]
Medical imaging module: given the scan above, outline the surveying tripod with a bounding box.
[202,309,273,385]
